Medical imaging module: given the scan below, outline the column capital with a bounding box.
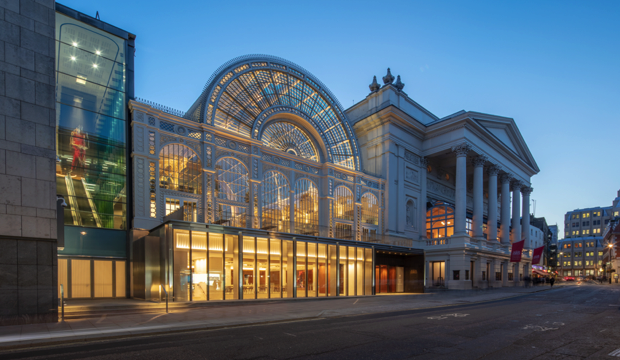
[471,155,488,168]
[452,143,472,157]
[488,164,502,176]
[521,186,533,195]
[511,179,523,191]
[499,173,513,184]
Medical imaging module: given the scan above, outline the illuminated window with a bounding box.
[334,186,354,221]
[583,213,590,218]
[261,171,290,232]
[615,211,619,217]
[576,242,583,248]
[261,122,318,162]
[361,192,379,225]
[159,144,202,195]
[598,251,603,256]
[294,178,319,235]
[165,198,196,222]
[583,229,590,235]
[215,157,249,203]
[426,202,454,239]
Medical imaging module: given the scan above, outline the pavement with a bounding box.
[0,285,557,351]
[2,282,619,359]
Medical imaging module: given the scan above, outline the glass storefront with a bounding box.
[55,13,128,230]
[167,228,374,301]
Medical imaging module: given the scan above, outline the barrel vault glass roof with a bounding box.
[187,55,360,171]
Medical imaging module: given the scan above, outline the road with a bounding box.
[2,282,620,359]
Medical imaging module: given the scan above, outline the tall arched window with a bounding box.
[334,186,354,221]
[294,178,318,235]
[159,144,202,194]
[361,192,378,225]
[426,202,454,238]
[262,171,290,232]
[215,157,249,227]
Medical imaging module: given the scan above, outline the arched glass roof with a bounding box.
[187,55,360,171]
[261,122,318,162]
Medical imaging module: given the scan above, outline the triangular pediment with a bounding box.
[474,117,539,173]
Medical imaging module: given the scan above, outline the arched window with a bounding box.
[426,202,454,238]
[215,157,249,203]
[159,144,202,194]
[262,171,290,232]
[294,178,318,235]
[361,193,379,225]
[261,122,319,162]
[334,186,354,221]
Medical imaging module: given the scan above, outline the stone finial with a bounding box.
[369,76,380,92]
[394,75,405,91]
[382,68,395,85]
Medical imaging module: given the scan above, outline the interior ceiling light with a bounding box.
[72,42,77,46]
[92,64,98,68]
[96,50,101,55]
[70,56,76,61]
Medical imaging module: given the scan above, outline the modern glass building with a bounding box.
[54,4,135,299]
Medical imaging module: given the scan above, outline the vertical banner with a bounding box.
[510,240,525,262]
[532,246,544,265]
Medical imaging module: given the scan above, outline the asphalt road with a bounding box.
[3,282,620,359]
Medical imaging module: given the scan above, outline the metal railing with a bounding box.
[135,98,186,118]
[159,284,169,313]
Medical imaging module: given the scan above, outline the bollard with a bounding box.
[161,285,169,313]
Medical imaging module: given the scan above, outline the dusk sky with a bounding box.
[61,0,620,238]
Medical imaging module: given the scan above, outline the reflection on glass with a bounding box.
[307,243,317,297]
[328,245,337,296]
[356,248,364,296]
[257,238,269,299]
[192,231,207,301]
[209,233,224,300]
[318,244,327,297]
[242,237,256,299]
[365,248,373,295]
[270,239,282,298]
[334,186,354,221]
[294,178,318,235]
[296,242,307,298]
[339,246,347,295]
[262,171,290,232]
[283,240,294,298]
[348,247,356,296]
[224,234,238,300]
[215,157,249,203]
[159,144,202,195]
[174,230,190,301]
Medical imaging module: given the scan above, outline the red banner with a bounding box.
[510,240,525,262]
[532,246,544,265]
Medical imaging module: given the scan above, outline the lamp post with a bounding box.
[609,243,614,284]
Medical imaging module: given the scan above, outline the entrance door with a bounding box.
[470,261,475,285]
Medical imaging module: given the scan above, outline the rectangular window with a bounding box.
[495,272,501,281]
[583,213,590,218]
[94,260,113,298]
[465,270,470,280]
[71,259,91,298]
[598,251,603,256]
[335,222,353,240]
[453,270,460,280]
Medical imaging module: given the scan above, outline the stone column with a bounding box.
[419,157,428,240]
[499,173,512,244]
[472,156,487,239]
[452,143,472,236]
[522,186,533,249]
[487,165,501,242]
[511,180,522,243]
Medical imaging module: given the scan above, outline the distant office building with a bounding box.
[531,217,552,267]
[558,238,604,277]
[549,225,558,245]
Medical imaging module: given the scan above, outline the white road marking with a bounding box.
[96,314,107,323]
[353,299,359,304]
[609,348,620,356]
[284,332,297,337]
[428,313,469,320]
[600,329,607,332]
[522,324,558,332]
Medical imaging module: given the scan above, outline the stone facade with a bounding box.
[0,0,58,324]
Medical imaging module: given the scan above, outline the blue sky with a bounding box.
[61,0,620,237]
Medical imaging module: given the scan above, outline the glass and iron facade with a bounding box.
[55,4,135,299]
[130,55,424,300]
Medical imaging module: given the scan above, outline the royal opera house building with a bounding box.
[55,16,539,300]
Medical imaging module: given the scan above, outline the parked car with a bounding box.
[576,276,584,281]
[564,276,575,281]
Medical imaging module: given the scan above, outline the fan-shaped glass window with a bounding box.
[207,66,357,170]
[215,157,249,203]
[262,171,291,232]
[159,144,202,194]
[294,178,319,235]
[261,122,319,162]
[361,193,379,225]
[334,186,354,221]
